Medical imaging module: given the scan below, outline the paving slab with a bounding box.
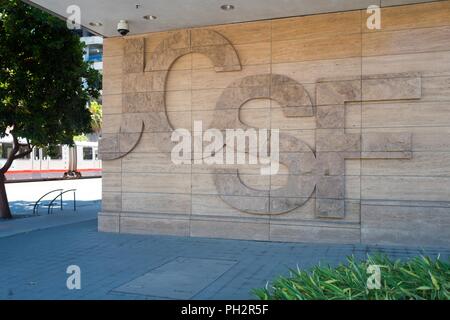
[114,257,237,299]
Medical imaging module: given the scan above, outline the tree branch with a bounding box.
[0,134,20,174]
[13,149,32,160]
[13,139,33,160]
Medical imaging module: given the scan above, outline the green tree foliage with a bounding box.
[0,0,101,218]
[89,100,102,134]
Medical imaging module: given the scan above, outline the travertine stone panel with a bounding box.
[122,153,190,174]
[103,56,123,76]
[124,37,144,53]
[102,172,121,192]
[317,176,345,199]
[316,153,346,176]
[120,215,190,237]
[362,176,450,202]
[103,38,124,57]
[192,45,241,72]
[99,121,144,160]
[273,58,361,85]
[362,26,450,57]
[362,76,421,101]
[219,194,270,215]
[98,133,119,154]
[316,74,422,105]
[122,92,165,113]
[212,74,313,127]
[102,192,122,212]
[119,132,146,153]
[123,38,144,73]
[270,223,360,243]
[272,10,361,40]
[191,194,271,220]
[190,219,269,241]
[272,33,361,63]
[361,204,450,247]
[209,21,271,45]
[362,132,412,154]
[122,72,153,93]
[102,94,122,115]
[214,171,269,198]
[192,65,270,90]
[316,80,361,106]
[361,151,450,176]
[192,42,271,68]
[363,51,450,77]
[316,199,346,219]
[122,193,191,214]
[102,74,122,95]
[316,130,361,152]
[362,101,450,128]
[316,105,345,129]
[122,173,191,194]
[191,29,228,46]
[147,29,241,72]
[98,213,120,233]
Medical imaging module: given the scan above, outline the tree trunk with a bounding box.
[0,133,32,219]
[0,174,12,219]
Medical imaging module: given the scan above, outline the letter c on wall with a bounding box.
[99,29,242,160]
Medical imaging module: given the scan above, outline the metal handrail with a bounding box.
[48,189,77,214]
[33,189,63,215]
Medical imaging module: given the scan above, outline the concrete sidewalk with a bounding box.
[0,202,99,238]
[0,218,449,300]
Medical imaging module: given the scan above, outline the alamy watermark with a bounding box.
[367,5,381,30]
[367,264,381,290]
[66,5,81,30]
[171,121,280,175]
[66,265,81,290]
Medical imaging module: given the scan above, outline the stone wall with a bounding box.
[99,1,450,246]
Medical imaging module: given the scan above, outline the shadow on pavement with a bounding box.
[7,200,101,219]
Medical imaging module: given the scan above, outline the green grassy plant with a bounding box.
[253,254,450,300]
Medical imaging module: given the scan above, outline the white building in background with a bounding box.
[81,35,103,71]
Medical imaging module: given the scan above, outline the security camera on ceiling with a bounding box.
[117,20,129,36]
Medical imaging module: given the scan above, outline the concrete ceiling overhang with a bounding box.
[26,0,439,37]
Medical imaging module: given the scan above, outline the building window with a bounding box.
[34,148,40,160]
[0,143,12,159]
[88,44,103,62]
[1,143,31,160]
[83,147,93,160]
[18,146,31,160]
[47,145,63,160]
[42,148,48,160]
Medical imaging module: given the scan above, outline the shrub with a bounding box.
[253,254,450,300]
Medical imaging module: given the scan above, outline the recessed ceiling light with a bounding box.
[89,22,103,27]
[220,4,235,11]
[143,15,157,20]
